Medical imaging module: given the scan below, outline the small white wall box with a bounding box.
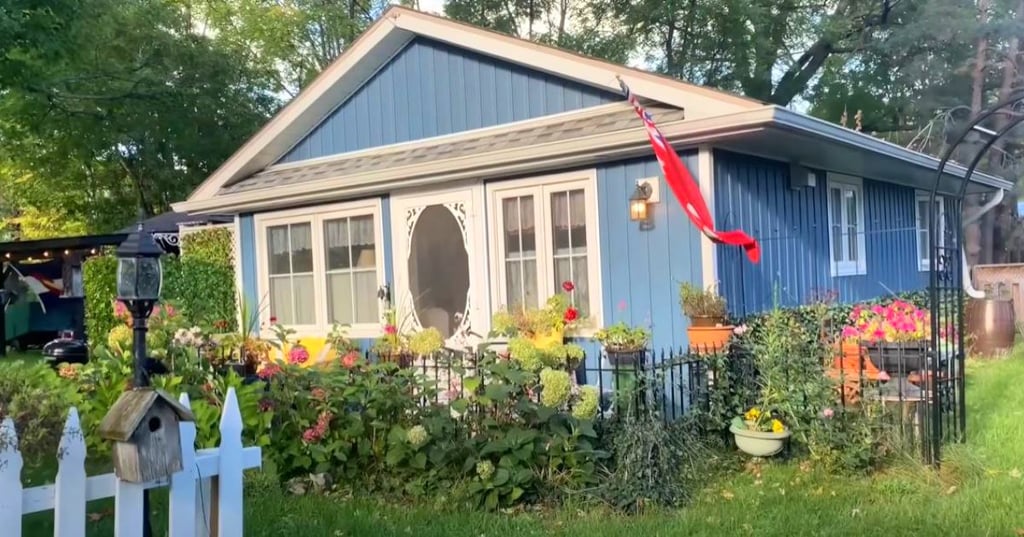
[789,163,817,189]
[98,388,195,483]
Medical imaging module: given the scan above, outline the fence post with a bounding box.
[0,418,23,537]
[170,393,200,537]
[217,388,244,537]
[54,408,86,537]
[113,480,145,536]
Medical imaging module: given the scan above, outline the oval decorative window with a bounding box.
[407,205,470,338]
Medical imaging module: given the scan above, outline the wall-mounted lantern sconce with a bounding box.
[629,177,660,229]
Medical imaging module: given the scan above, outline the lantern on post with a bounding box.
[115,219,163,388]
[111,216,163,537]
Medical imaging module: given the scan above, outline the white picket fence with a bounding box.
[0,388,262,537]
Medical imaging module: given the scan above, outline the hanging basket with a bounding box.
[605,347,645,368]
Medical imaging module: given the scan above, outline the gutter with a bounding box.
[962,189,1006,298]
[770,108,1014,191]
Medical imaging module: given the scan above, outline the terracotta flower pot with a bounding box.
[687,325,734,352]
[833,340,888,381]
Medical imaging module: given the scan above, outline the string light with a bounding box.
[4,253,9,259]
[90,248,97,254]
[43,251,50,257]
[64,250,70,255]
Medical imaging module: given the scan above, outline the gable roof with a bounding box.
[181,6,761,205]
[98,388,195,442]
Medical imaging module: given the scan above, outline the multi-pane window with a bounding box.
[324,215,378,324]
[266,223,315,325]
[258,202,383,335]
[490,173,600,325]
[916,194,945,271]
[501,196,539,310]
[827,174,867,277]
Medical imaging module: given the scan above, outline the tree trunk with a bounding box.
[986,0,1024,263]
[964,0,991,267]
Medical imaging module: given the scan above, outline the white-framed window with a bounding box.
[915,192,945,271]
[254,200,384,337]
[487,170,603,330]
[826,173,867,277]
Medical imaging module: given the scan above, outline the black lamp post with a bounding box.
[115,219,162,537]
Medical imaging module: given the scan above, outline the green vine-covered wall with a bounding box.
[83,226,237,340]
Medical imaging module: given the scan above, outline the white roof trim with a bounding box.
[184,6,760,205]
[769,107,1012,191]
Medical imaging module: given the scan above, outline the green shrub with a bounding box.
[0,361,82,466]
[168,228,237,331]
[83,253,118,341]
[600,406,708,513]
[83,227,237,339]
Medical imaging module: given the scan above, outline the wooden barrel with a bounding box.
[966,297,1016,356]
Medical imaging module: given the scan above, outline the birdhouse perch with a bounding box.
[98,388,195,483]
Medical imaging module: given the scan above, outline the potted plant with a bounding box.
[679,282,732,351]
[842,300,933,396]
[373,308,444,368]
[730,408,791,457]
[490,282,585,372]
[594,322,650,366]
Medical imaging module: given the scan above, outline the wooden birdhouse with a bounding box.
[98,388,195,483]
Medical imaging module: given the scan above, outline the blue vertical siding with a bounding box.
[279,37,618,163]
[714,150,925,315]
[238,214,259,328]
[596,152,704,351]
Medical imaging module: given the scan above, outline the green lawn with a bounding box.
[22,354,1024,536]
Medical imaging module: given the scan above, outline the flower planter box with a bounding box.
[865,342,928,375]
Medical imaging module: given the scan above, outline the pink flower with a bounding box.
[341,351,359,369]
[871,305,884,316]
[733,324,749,336]
[257,362,282,379]
[288,345,310,365]
[311,387,327,401]
[258,399,274,413]
[302,428,319,443]
[562,281,575,293]
[822,408,835,419]
[841,326,858,339]
[384,324,397,335]
[617,299,628,312]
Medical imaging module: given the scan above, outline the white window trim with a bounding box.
[486,170,603,335]
[915,192,945,272]
[826,173,867,277]
[253,199,385,340]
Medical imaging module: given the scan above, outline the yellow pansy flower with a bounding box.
[744,407,761,421]
[771,419,785,434]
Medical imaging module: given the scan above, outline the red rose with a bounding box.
[562,281,575,293]
[384,324,398,335]
[563,307,579,322]
[269,316,278,324]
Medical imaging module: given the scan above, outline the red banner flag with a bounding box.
[618,77,760,264]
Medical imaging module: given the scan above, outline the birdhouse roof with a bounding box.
[98,388,195,442]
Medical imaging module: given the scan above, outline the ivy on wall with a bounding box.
[83,227,237,340]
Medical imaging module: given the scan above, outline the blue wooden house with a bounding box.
[175,7,1010,358]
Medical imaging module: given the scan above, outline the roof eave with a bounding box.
[769,107,1013,191]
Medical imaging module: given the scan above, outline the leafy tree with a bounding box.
[0,0,276,236]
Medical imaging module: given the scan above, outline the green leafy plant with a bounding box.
[0,360,82,466]
[594,322,650,352]
[679,282,727,320]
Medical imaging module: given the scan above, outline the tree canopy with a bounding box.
[1,0,1021,257]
